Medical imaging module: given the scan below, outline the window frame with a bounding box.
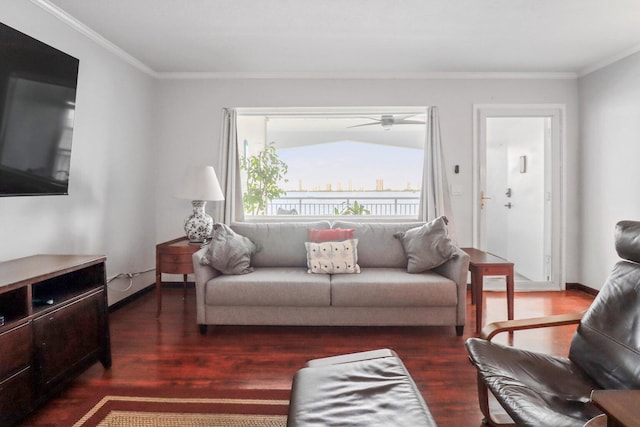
[235,106,428,222]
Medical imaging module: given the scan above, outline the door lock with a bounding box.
[505,188,512,197]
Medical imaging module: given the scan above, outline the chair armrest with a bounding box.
[481,311,585,341]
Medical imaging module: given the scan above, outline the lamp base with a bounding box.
[184,200,213,243]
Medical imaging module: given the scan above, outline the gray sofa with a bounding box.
[192,220,470,335]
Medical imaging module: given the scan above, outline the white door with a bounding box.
[485,117,549,281]
[474,106,564,289]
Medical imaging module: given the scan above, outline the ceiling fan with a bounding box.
[349,114,426,130]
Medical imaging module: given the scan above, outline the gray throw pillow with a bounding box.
[394,216,457,273]
[201,223,256,275]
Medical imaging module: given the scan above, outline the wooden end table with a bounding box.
[461,248,515,333]
[590,390,640,427]
[155,237,202,315]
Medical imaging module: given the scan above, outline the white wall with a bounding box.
[154,77,582,282]
[578,53,640,290]
[0,2,157,305]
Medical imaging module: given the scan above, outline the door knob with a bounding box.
[504,202,512,209]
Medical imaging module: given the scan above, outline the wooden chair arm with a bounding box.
[481,311,586,341]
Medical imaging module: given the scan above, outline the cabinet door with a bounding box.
[0,322,32,379]
[0,323,33,426]
[33,292,103,388]
[0,367,33,426]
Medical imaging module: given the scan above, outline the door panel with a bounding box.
[486,117,547,281]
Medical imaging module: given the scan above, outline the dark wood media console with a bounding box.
[0,254,111,426]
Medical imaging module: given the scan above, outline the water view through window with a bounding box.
[236,108,427,218]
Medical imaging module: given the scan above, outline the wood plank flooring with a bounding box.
[21,286,594,426]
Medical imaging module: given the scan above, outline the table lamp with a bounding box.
[175,165,224,243]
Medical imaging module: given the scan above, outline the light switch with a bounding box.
[451,184,462,196]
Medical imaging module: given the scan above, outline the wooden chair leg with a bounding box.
[476,372,516,427]
[477,372,492,424]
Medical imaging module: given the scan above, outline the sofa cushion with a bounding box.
[305,239,360,274]
[332,221,423,268]
[205,267,330,306]
[330,267,457,307]
[231,221,331,268]
[394,216,457,273]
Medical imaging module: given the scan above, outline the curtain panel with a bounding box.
[218,108,244,224]
[419,106,457,242]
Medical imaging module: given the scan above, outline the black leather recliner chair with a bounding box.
[465,220,640,427]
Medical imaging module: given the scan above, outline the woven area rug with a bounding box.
[71,388,290,427]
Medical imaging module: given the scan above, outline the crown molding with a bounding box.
[156,71,577,80]
[31,0,158,78]
[579,43,640,77]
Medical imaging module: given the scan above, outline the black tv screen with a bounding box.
[0,22,79,196]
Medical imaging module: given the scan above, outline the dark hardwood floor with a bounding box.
[21,286,594,426]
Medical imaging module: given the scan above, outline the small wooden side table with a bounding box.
[461,248,515,333]
[590,390,640,427]
[155,237,202,315]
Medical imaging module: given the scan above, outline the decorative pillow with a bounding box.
[305,239,361,274]
[201,223,256,275]
[308,228,355,243]
[393,216,457,273]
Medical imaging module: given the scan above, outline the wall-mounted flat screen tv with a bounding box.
[0,22,79,196]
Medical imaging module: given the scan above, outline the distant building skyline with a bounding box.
[291,178,417,192]
[277,141,423,192]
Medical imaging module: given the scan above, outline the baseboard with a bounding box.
[480,277,561,292]
[108,282,195,312]
[467,281,598,294]
[566,282,599,296]
[109,283,154,312]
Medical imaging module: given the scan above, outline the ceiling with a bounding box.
[40,0,640,77]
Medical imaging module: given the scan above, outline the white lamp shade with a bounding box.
[175,165,225,201]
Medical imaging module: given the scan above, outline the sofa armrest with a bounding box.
[433,246,470,285]
[481,311,585,340]
[192,247,220,285]
[192,248,221,324]
[432,246,470,329]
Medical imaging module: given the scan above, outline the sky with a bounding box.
[276,141,423,192]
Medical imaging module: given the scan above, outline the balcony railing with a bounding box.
[266,195,420,216]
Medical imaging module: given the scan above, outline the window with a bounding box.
[236,108,427,219]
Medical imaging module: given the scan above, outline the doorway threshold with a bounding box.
[482,276,561,292]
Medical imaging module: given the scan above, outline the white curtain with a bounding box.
[419,106,457,241]
[218,108,244,224]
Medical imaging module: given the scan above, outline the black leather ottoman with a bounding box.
[287,349,437,427]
